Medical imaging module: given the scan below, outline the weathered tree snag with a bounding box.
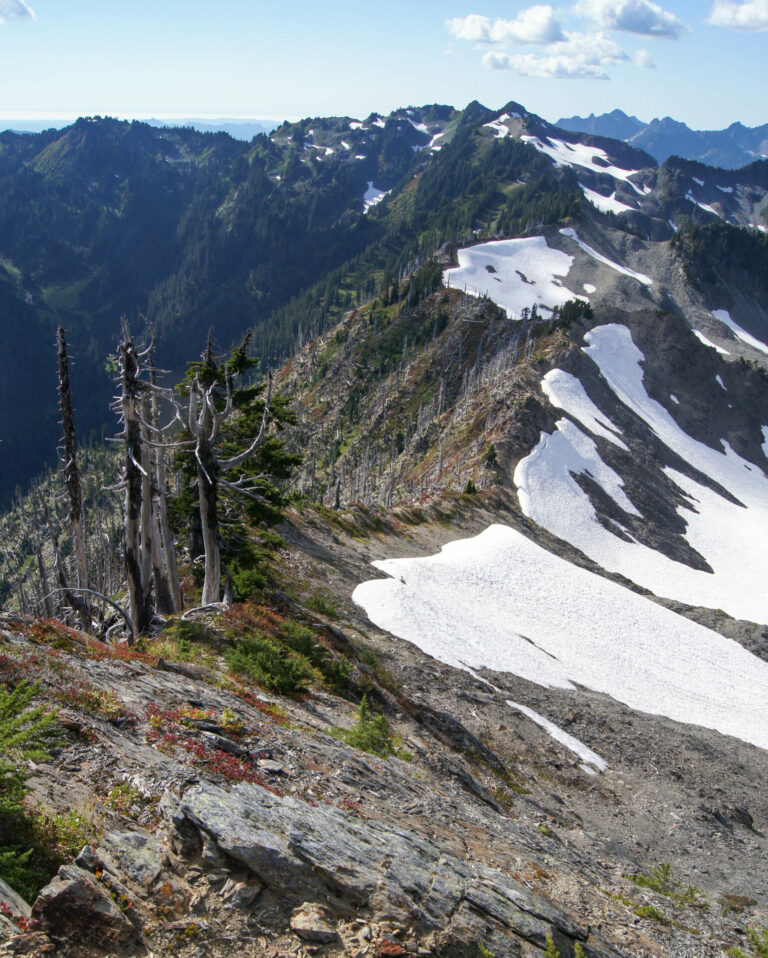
[57,326,89,627]
[43,500,91,624]
[139,396,154,606]
[149,350,182,613]
[118,324,152,637]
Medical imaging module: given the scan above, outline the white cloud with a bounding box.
[574,0,686,37]
[446,13,493,42]
[483,29,626,78]
[446,2,669,80]
[484,50,610,78]
[633,48,656,66]
[447,5,564,45]
[708,0,768,30]
[553,30,629,63]
[0,0,34,22]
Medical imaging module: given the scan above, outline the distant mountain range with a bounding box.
[1,117,278,140]
[557,109,768,169]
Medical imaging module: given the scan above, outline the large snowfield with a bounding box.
[353,525,768,752]
[516,323,768,624]
[443,237,575,318]
[365,235,768,753]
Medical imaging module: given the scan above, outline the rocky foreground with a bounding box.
[1,501,767,958]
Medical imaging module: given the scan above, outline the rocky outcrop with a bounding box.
[29,864,138,948]
[168,778,627,957]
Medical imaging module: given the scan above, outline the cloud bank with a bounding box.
[574,0,686,38]
[0,0,34,23]
[708,0,768,31]
[446,0,685,79]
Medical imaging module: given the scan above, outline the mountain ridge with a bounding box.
[557,108,768,169]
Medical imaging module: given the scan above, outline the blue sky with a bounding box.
[1,0,766,128]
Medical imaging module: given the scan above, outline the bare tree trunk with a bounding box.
[149,353,182,612]
[119,326,152,636]
[43,501,90,625]
[57,327,89,626]
[140,398,154,604]
[197,437,221,606]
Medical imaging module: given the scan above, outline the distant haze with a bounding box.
[0,116,281,140]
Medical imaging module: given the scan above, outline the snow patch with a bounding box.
[522,135,646,194]
[517,323,768,624]
[716,374,727,391]
[353,524,768,752]
[583,283,597,294]
[542,369,627,449]
[686,191,721,218]
[717,185,734,194]
[692,177,705,187]
[579,184,636,216]
[693,330,730,355]
[407,117,429,135]
[507,701,607,772]
[762,426,768,459]
[443,237,575,319]
[429,132,446,151]
[349,121,363,130]
[516,417,640,528]
[713,309,768,356]
[363,182,389,212]
[483,114,512,138]
[559,229,653,287]
[670,394,679,404]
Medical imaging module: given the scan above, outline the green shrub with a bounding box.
[307,595,338,618]
[0,681,58,897]
[634,905,669,924]
[229,561,267,601]
[341,696,393,758]
[747,926,768,957]
[630,862,673,894]
[224,635,316,693]
[629,862,709,911]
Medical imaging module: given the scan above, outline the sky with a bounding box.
[1,0,766,130]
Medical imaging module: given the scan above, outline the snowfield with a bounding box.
[443,238,575,318]
[515,323,768,624]
[521,135,647,194]
[541,369,627,449]
[579,184,636,216]
[353,525,768,752]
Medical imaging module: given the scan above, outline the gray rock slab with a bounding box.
[0,878,31,919]
[100,830,165,889]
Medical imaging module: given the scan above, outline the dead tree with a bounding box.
[149,350,183,614]
[57,327,89,624]
[118,324,153,636]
